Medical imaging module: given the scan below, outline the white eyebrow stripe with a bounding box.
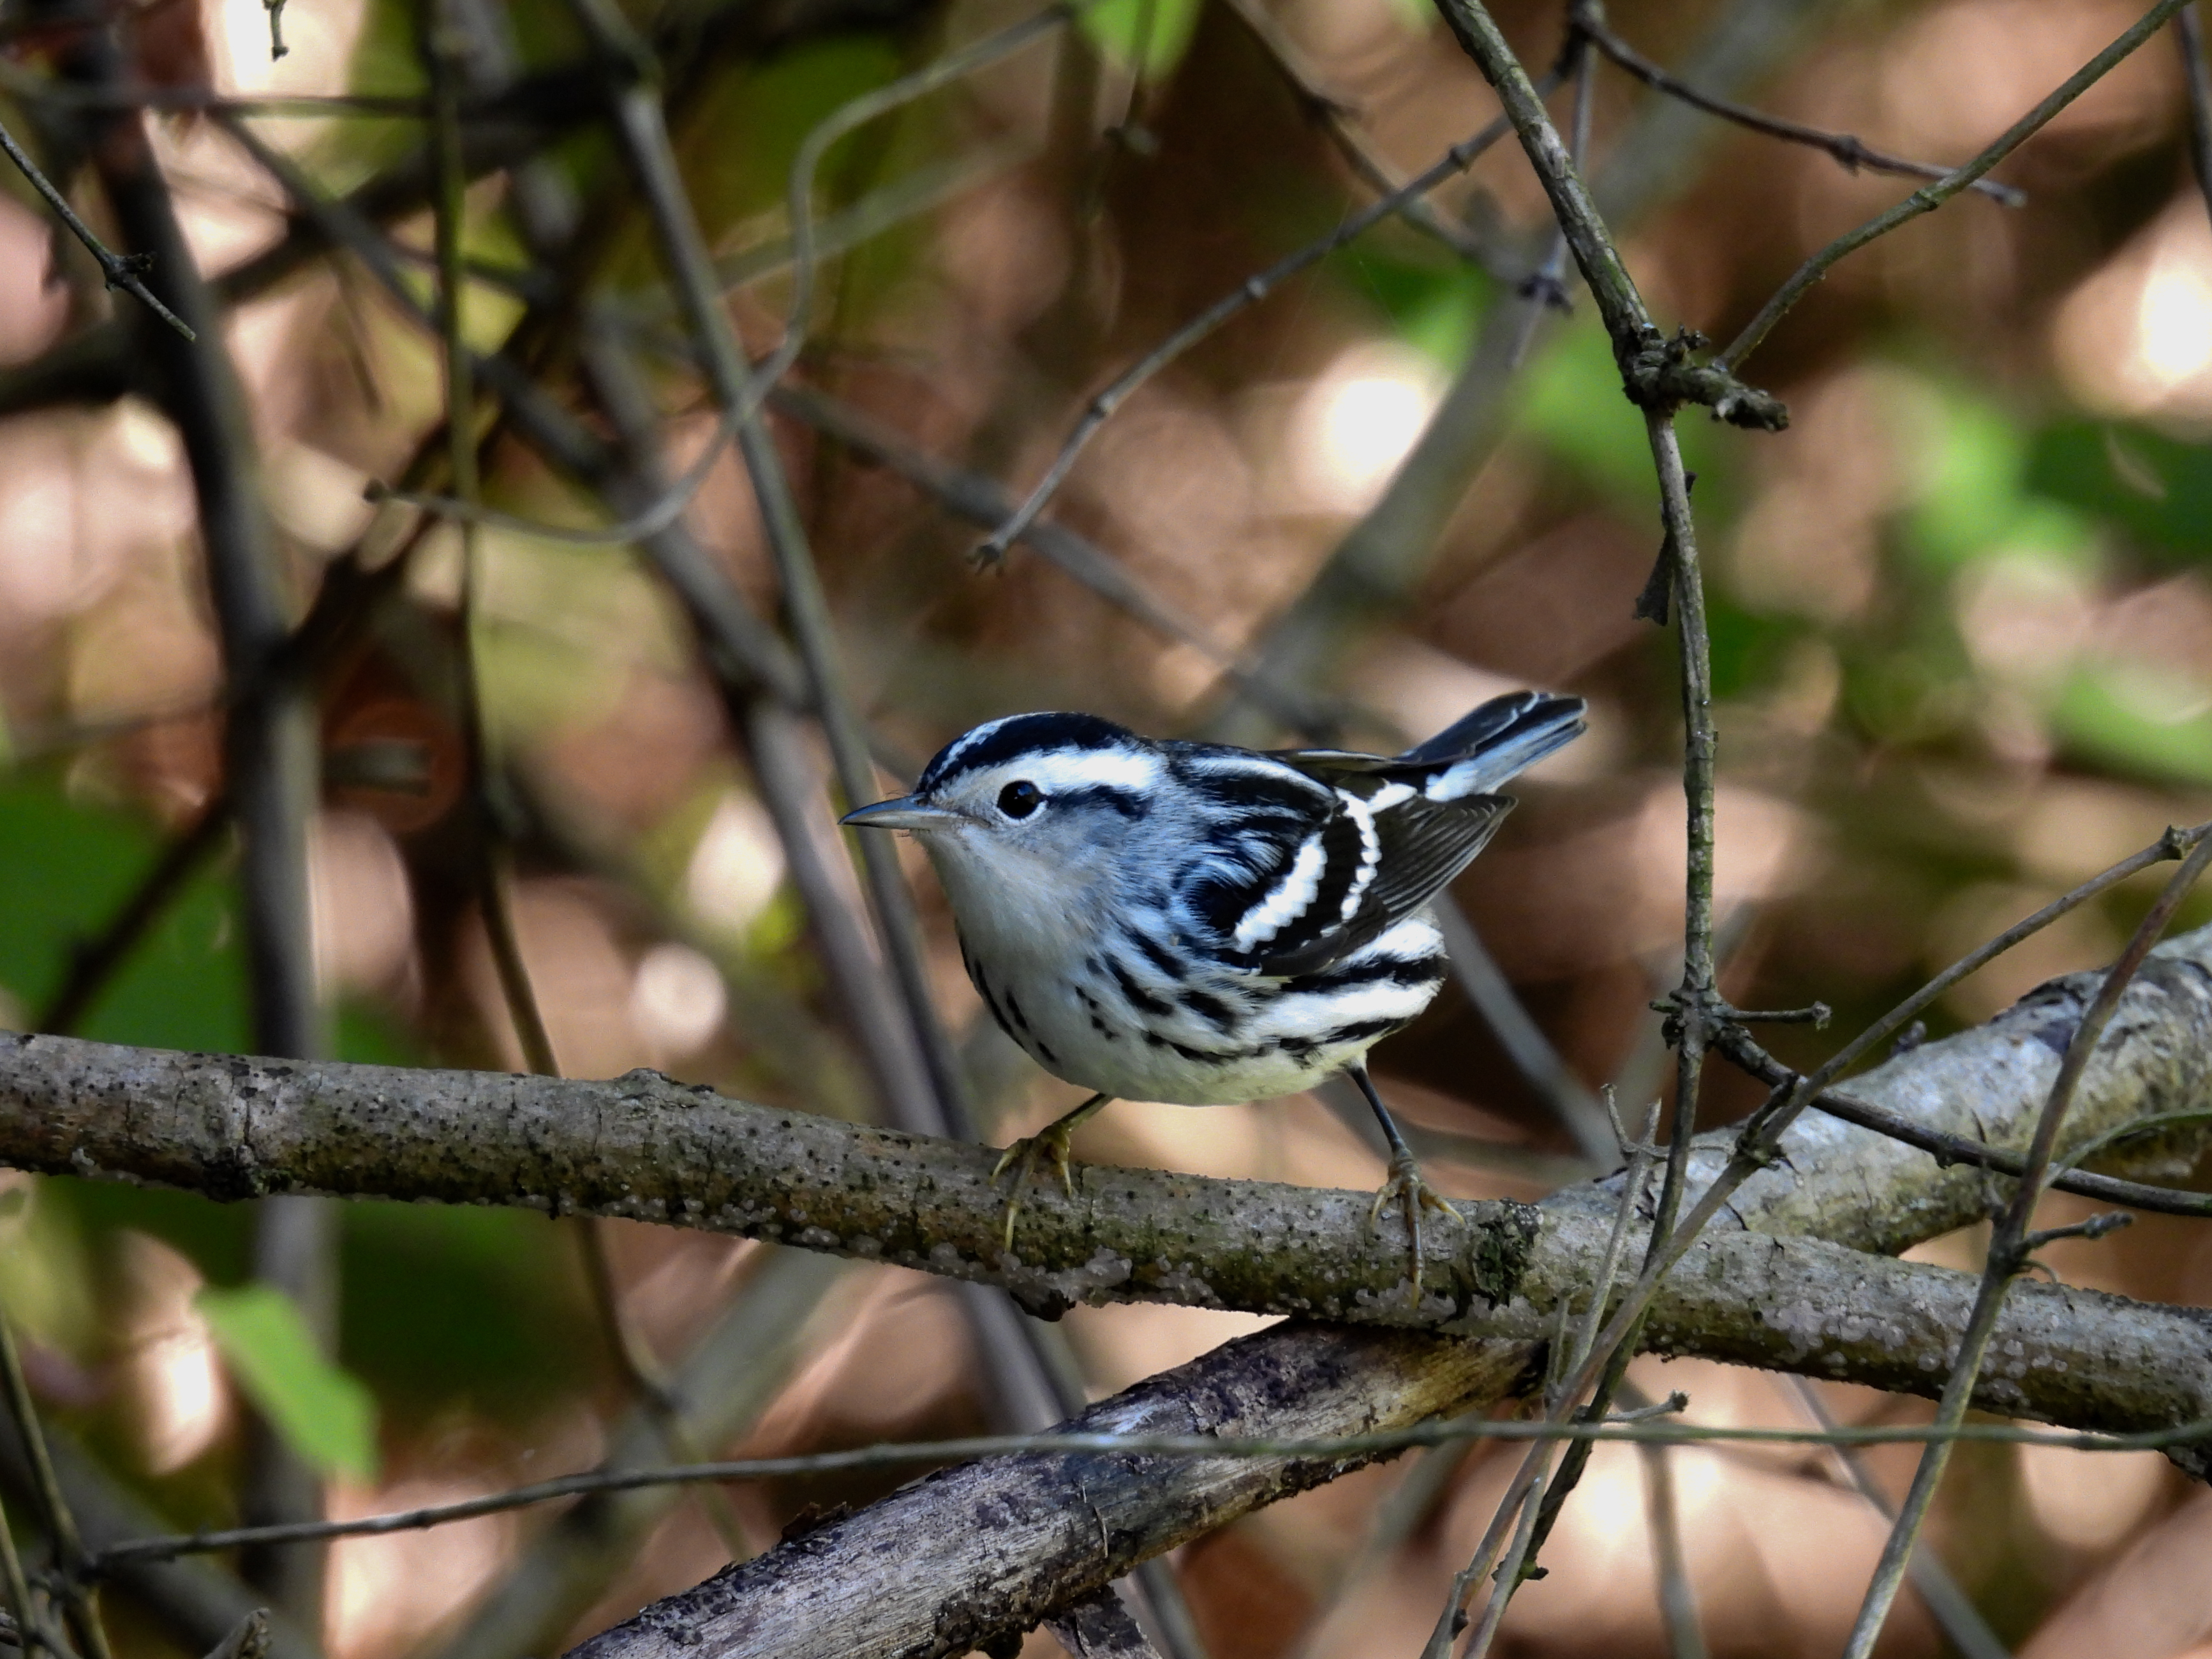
[1234,832,1326,950]
[998,748,1166,796]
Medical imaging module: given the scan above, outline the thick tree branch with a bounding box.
[6,935,2212,1653]
[0,930,2205,1374]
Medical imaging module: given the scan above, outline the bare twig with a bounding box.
[1534,814,2212,1465]
[1457,410,1719,1651]
[1717,0,2192,371]
[772,383,1313,727]
[0,1405,320,1659]
[575,0,983,1138]
[1215,0,1511,270]
[1434,1094,1657,1656]
[0,1492,43,1658]
[2178,5,2212,227]
[1430,0,1785,426]
[34,801,229,1036]
[1729,1042,2212,1217]
[562,27,1164,1653]
[972,106,1538,563]
[0,1313,108,1659]
[56,13,332,1618]
[85,1408,2212,1574]
[755,1,1085,402]
[0,115,191,338]
[1573,3,2024,205]
[1781,1376,2011,1659]
[1839,830,2212,1655]
[427,1249,843,1659]
[1628,1383,1708,1659]
[368,414,740,548]
[1211,0,1817,747]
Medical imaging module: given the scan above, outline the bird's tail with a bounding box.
[1399,691,1586,800]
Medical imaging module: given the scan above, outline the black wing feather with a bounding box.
[1252,794,1513,978]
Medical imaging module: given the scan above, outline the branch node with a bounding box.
[2020,1210,2135,1256]
[1619,325,1790,428]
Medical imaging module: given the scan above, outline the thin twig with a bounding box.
[565,10,1127,1612]
[1432,1097,1659,1656]
[58,13,333,1618]
[368,410,739,548]
[420,17,745,1558]
[1727,1041,2212,1217]
[1626,1383,1707,1659]
[1838,829,2212,1655]
[753,1,1086,403]
[0,1313,110,1659]
[1457,1462,1547,1659]
[0,116,192,339]
[771,383,1314,728]
[2178,5,2212,228]
[1573,3,2023,205]
[1716,0,2191,371]
[1480,408,1717,1637]
[1429,0,1785,426]
[1781,1377,2011,1659]
[35,800,229,1035]
[575,0,980,1136]
[1214,0,1513,271]
[86,1408,2212,1574]
[1538,814,2212,1453]
[0,1494,43,1659]
[973,101,1544,563]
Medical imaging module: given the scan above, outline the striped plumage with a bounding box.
[844,691,1586,1262]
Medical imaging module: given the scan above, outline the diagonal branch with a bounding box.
[1429,0,1786,426]
[1716,0,2192,371]
[1571,3,2024,205]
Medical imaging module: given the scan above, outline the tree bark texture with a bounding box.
[4,934,2212,1656]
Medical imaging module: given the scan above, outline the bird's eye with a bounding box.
[997,780,1043,819]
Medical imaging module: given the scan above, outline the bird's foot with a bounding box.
[1369,1152,1456,1288]
[990,1120,1081,1251]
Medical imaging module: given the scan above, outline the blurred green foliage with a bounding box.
[198,1284,380,1481]
[1081,0,1203,78]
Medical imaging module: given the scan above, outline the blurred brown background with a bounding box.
[3,0,2212,1653]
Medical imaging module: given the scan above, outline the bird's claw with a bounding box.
[1369,1152,1455,1288]
[990,1122,1080,1250]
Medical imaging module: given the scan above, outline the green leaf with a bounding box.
[198,1285,380,1481]
[2027,419,2212,564]
[0,775,248,1053]
[1080,0,1201,78]
[1520,319,1657,505]
[2052,666,2212,785]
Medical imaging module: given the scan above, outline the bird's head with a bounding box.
[841,711,1160,920]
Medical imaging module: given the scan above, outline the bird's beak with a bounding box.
[840,794,965,832]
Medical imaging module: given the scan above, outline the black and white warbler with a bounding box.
[843,690,1587,1276]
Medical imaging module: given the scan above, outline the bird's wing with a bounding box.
[1171,694,1578,978]
[1173,748,1513,978]
[1244,792,1513,978]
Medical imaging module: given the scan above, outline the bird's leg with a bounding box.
[1346,1062,1455,1286]
[991,1092,1113,1250]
